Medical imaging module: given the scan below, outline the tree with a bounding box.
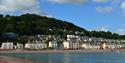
[0,13,124,41]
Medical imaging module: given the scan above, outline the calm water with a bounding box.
[1,52,125,63]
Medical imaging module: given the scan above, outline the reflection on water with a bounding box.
[64,53,70,63]
[1,52,125,63]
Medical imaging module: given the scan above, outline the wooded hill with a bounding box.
[0,14,124,39]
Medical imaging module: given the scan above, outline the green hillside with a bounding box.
[0,14,87,35]
[0,14,124,39]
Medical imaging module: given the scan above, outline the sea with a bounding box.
[1,52,125,63]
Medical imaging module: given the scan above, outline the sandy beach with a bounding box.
[0,56,39,63]
[0,49,107,54]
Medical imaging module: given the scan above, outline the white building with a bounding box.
[64,35,80,49]
[25,43,47,49]
[67,35,75,38]
[106,44,115,49]
[90,45,100,49]
[1,42,14,49]
[69,42,79,49]
[81,43,100,49]
[63,40,80,49]
[81,43,87,49]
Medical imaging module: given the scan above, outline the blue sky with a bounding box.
[0,0,125,35]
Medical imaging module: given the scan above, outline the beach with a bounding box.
[0,56,39,63]
[0,49,109,54]
[0,49,125,63]
[0,49,125,54]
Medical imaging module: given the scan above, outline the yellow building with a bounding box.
[100,43,106,49]
[63,41,69,49]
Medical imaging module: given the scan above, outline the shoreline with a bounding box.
[0,56,39,63]
[0,49,125,54]
[0,49,125,63]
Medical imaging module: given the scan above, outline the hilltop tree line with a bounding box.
[0,14,124,40]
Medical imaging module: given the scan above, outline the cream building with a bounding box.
[63,41,69,49]
[48,41,58,49]
[1,42,14,49]
[25,43,47,49]
[16,43,23,49]
[100,43,107,49]
[81,43,87,49]
[81,43,100,49]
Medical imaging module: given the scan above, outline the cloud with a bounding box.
[116,28,125,35]
[0,5,10,13]
[97,27,109,31]
[91,26,125,35]
[90,26,109,32]
[120,1,125,16]
[121,1,125,9]
[96,6,113,13]
[0,0,37,13]
[48,0,87,4]
[93,0,112,3]
[0,0,47,16]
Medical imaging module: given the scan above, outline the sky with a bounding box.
[0,0,125,35]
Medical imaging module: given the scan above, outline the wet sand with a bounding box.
[0,49,125,63]
[0,49,125,54]
[0,56,39,63]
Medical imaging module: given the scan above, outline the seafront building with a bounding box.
[25,43,47,49]
[63,41,69,49]
[1,42,14,49]
[63,40,80,49]
[63,35,80,49]
[81,43,100,49]
[48,41,58,49]
[0,35,125,50]
[24,38,47,49]
[16,43,23,49]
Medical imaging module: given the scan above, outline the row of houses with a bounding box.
[0,35,125,50]
[1,41,124,50]
[1,43,23,49]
